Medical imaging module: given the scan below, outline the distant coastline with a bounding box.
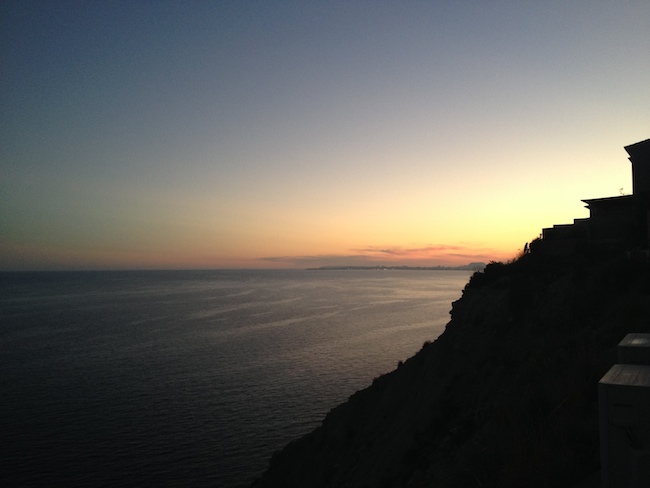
[308,263,486,271]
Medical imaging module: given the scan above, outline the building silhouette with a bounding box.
[540,138,650,255]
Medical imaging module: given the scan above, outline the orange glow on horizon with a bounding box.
[1,237,521,270]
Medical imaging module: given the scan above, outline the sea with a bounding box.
[0,269,472,487]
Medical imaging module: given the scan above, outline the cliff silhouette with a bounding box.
[251,249,650,488]
[252,139,650,487]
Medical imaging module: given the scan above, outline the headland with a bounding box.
[250,138,650,488]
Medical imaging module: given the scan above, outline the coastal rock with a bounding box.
[251,252,650,488]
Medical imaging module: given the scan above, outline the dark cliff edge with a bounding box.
[251,250,650,488]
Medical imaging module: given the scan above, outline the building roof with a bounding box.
[624,138,650,160]
[582,195,635,208]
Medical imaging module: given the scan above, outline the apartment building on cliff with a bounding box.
[541,138,650,255]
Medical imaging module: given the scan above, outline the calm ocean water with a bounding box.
[0,269,471,487]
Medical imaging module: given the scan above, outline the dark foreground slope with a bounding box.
[251,252,650,488]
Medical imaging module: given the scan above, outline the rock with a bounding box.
[252,252,650,488]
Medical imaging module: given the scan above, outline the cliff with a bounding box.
[251,250,650,488]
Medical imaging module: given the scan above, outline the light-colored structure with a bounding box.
[599,364,650,488]
[618,333,650,366]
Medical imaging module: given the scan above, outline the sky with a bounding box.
[1,1,649,270]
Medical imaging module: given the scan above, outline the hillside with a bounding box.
[251,249,650,488]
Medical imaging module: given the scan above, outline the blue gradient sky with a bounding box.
[2,1,649,270]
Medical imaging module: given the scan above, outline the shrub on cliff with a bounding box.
[253,250,650,488]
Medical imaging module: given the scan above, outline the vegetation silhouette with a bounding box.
[252,248,650,488]
[251,138,650,488]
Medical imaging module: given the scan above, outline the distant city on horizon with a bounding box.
[309,262,487,271]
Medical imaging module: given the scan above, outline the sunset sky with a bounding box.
[2,1,649,270]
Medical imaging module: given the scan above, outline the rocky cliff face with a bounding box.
[251,251,650,488]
